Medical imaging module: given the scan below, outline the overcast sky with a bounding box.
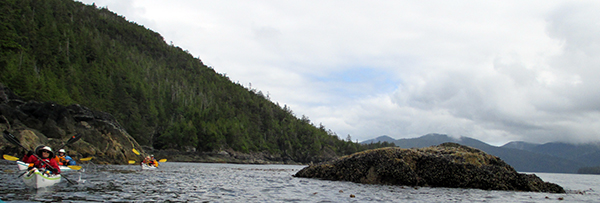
[78,0,600,146]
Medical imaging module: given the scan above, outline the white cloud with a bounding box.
[78,0,600,146]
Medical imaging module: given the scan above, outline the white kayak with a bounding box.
[17,160,29,170]
[22,168,62,188]
[17,161,76,172]
[141,164,157,170]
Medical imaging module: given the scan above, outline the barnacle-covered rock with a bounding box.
[294,143,565,193]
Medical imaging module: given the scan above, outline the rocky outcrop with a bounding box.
[0,84,143,164]
[294,143,565,193]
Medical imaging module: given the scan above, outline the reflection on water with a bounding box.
[1,161,599,202]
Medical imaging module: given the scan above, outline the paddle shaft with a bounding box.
[17,171,27,178]
[56,133,83,151]
[3,132,50,167]
[3,132,54,170]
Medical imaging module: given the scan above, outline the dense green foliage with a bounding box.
[0,0,391,162]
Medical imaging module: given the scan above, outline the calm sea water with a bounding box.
[1,161,599,202]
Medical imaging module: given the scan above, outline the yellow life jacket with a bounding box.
[55,156,67,165]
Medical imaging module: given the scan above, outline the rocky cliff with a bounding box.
[294,143,565,193]
[0,84,144,164]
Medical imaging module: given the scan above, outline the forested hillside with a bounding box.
[0,0,387,162]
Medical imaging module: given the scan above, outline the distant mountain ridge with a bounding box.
[500,141,538,151]
[362,134,600,173]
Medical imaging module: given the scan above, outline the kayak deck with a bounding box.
[17,160,78,172]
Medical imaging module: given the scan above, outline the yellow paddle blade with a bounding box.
[132,148,140,155]
[158,159,167,162]
[3,154,19,161]
[80,157,94,161]
[67,165,82,170]
[128,160,136,164]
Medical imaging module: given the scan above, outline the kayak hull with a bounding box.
[141,164,157,170]
[22,169,62,188]
[17,161,76,172]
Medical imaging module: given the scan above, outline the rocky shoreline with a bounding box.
[293,143,565,193]
[149,148,300,165]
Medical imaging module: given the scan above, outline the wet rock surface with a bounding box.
[294,143,565,193]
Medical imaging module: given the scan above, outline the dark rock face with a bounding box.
[0,84,143,164]
[294,143,565,193]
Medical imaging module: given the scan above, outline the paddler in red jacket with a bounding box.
[22,145,61,174]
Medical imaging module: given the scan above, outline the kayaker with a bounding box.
[56,149,76,166]
[150,155,159,167]
[142,156,151,165]
[22,145,44,164]
[142,155,158,167]
[22,146,61,174]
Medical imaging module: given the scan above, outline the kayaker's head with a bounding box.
[34,145,44,154]
[58,149,66,156]
[38,146,54,158]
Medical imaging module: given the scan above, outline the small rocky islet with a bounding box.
[294,142,565,193]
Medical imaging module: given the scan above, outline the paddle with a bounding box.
[3,130,33,156]
[128,148,141,164]
[56,133,83,151]
[66,165,82,170]
[132,148,140,155]
[2,130,77,185]
[80,157,93,161]
[18,170,28,178]
[56,133,83,167]
[130,148,165,165]
[3,154,19,161]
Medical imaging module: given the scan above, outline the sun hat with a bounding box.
[38,146,55,158]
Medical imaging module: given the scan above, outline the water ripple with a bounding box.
[1,162,599,202]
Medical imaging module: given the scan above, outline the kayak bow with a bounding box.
[22,168,62,188]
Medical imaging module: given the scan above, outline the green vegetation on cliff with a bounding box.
[0,0,392,162]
